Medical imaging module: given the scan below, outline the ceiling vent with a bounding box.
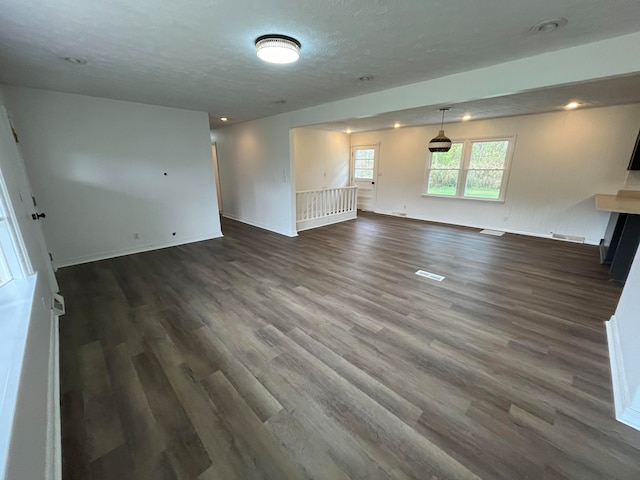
[530,18,568,34]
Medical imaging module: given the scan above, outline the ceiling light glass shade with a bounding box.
[255,35,301,64]
[428,131,452,152]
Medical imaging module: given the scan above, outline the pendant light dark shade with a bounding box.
[429,108,452,153]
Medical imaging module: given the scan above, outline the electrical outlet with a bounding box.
[134,233,139,240]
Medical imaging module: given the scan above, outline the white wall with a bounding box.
[3,87,222,267]
[350,105,640,244]
[615,248,640,406]
[215,115,296,236]
[293,128,350,191]
[0,85,59,479]
[212,32,640,238]
[624,171,640,191]
[608,246,640,431]
[212,145,223,213]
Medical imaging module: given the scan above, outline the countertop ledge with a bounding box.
[595,190,640,214]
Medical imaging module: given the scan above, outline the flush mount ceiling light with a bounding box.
[530,18,568,34]
[220,117,228,122]
[255,34,301,64]
[394,122,401,128]
[564,101,581,110]
[462,114,472,121]
[428,108,452,153]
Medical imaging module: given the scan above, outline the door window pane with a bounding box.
[354,168,374,179]
[355,149,375,160]
[354,158,374,169]
[354,148,375,179]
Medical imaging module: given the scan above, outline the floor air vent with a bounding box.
[415,270,445,281]
[479,229,505,236]
[551,233,585,243]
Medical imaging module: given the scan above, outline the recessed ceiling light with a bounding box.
[62,56,87,65]
[394,122,401,128]
[358,75,374,82]
[530,18,568,34]
[220,117,228,122]
[462,114,472,121]
[273,99,287,105]
[255,34,301,64]
[565,101,580,109]
[346,129,352,134]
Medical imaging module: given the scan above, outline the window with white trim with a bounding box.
[0,171,23,287]
[353,148,375,179]
[0,204,14,287]
[424,137,514,201]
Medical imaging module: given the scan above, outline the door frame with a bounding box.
[211,143,223,213]
[350,144,379,212]
[0,106,58,292]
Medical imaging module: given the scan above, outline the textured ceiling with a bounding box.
[311,75,640,132]
[1,0,640,125]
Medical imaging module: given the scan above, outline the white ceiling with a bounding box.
[1,0,640,126]
[310,74,640,133]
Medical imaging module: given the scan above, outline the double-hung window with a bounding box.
[424,137,514,201]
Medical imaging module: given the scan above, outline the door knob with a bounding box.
[32,212,46,220]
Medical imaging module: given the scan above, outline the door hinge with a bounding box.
[49,252,53,262]
[32,196,37,207]
[11,127,18,143]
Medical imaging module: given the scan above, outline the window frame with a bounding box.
[423,135,515,202]
[0,171,28,287]
[353,147,376,180]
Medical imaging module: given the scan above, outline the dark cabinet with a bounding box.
[601,213,640,283]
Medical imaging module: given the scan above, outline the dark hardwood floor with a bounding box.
[57,212,640,480]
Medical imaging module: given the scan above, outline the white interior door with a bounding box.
[0,106,58,293]
[351,145,378,211]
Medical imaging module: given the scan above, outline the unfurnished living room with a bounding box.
[2,2,640,480]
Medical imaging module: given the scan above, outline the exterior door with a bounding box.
[0,106,58,293]
[351,145,378,211]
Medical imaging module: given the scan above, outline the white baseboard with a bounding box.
[56,231,223,268]
[222,213,297,237]
[605,316,640,431]
[372,210,600,246]
[46,311,61,480]
[296,211,357,232]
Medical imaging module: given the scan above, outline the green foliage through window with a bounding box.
[425,139,510,200]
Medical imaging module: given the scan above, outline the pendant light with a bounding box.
[428,108,452,153]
